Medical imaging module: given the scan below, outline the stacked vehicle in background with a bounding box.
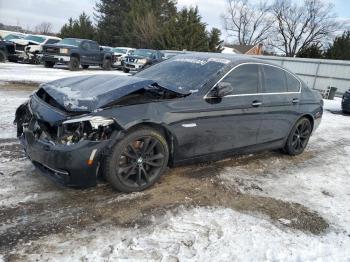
[41,38,115,71]
[123,49,164,73]
[111,47,135,69]
[8,34,61,63]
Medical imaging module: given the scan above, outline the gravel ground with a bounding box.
[0,82,349,261]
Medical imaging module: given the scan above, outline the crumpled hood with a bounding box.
[11,39,40,46]
[39,75,188,112]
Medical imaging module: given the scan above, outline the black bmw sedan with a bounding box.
[15,54,323,192]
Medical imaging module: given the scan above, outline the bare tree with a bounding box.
[271,0,340,57]
[34,22,53,35]
[133,12,159,48]
[222,0,274,45]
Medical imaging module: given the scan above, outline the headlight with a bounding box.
[59,116,115,145]
[137,58,147,64]
[63,116,114,128]
[60,48,69,54]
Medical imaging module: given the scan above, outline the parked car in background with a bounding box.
[0,39,16,62]
[342,89,350,114]
[2,33,26,41]
[41,38,114,71]
[0,30,26,39]
[9,34,61,63]
[123,49,164,73]
[15,54,323,192]
[112,47,135,69]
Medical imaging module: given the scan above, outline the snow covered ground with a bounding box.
[0,62,127,83]
[1,83,350,261]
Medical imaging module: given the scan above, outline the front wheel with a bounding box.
[104,128,169,192]
[284,117,312,155]
[0,50,7,62]
[68,57,80,71]
[44,61,55,68]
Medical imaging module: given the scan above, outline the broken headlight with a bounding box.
[58,116,115,145]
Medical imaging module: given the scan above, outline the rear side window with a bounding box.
[286,72,300,92]
[222,64,259,95]
[263,65,287,93]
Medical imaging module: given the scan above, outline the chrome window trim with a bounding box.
[203,62,302,99]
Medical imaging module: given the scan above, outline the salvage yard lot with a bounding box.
[0,66,350,261]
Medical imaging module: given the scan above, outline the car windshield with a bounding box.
[132,49,155,58]
[136,56,231,92]
[113,48,127,54]
[57,39,82,46]
[24,35,46,43]
[4,34,23,40]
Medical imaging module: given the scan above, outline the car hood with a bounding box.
[39,75,189,112]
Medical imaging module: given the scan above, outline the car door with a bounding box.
[80,41,92,64]
[258,64,301,144]
[88,41,102,64]
[169,63,264,159]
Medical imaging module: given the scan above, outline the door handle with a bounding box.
[252,100,262,107]
[292,98,299,104]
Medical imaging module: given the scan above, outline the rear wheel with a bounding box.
[105,128,169,192]
[44,61,55,68]
[102,58,111,70]
[68,57,80,71]
[284,117,312,155]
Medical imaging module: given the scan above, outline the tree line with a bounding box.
[222,0,348,58]
[59,0,223,52]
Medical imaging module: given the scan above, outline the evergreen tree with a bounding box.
[94,0,131,46]
[297,43,324,59]
[59,13,95,40]
[208,28,224,52]
[325,31,350,60]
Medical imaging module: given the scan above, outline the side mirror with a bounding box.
[215,82,234,97]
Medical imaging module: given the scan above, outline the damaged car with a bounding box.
[9,34,61,63]
[15,54,323,192]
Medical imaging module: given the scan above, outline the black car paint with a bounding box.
[42,38,113,66]
[16,54,323,188]
[0,40,16,60]
[342,89,350,113]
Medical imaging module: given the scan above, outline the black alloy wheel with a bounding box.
[105,128,169,192]
[284,117,312,155]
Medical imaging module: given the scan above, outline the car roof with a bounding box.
[174,52,280,67]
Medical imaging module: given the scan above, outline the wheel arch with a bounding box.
[123,122,178,166]
[70,53,80,60]
[299,113,315,132]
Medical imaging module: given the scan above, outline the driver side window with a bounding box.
[221,64,259,95]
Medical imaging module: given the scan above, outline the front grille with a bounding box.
[16,44,26,51]
[126,57,137,63]
[44,47,59,54]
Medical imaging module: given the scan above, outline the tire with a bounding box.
[44,61,55,68]
[0,50,7,62]
[123,67,130,73]
[104,128,169,192]
[102,58,111,70]
[68,57,80,71]
[284,117,312,156]
[82,65,89,69]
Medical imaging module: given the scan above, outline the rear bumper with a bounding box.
[42,55,70,64]
[20,132,110,188]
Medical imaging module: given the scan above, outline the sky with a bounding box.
[0,0,349,39]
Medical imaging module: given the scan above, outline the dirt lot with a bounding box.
[0,81,350,261]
